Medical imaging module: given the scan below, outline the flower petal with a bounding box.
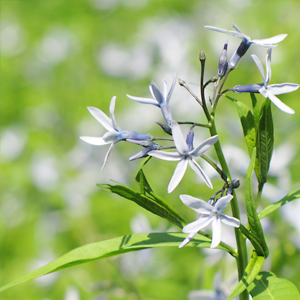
[178,232,198,248]
[211,217,222,248]
[101,142,116,171]
[168,159,188,193]
[171,120,189,154]
[182,215,213,233]
[251,54,266,84]
[204,25,242,38]
[166,73,177,104]
[265,49,272,84]
[190,135,218,157]
[220,214,240,228]
[188,159,213,189]
[214,195,233,213]
[267,92,295,114]
[268,83,299,95]
[252,34,287,46]
[150,81,164,104]
[148,150,182,161]
[180,194,213,214]
[109,96,121,132]
[87,107,114,131]
[126,94,159,106]
[80,136,109,146]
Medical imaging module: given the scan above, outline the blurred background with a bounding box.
[1,1,300,299]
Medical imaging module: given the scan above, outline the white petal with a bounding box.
[211,218,221,248]
[252,34,287,46]
[251,54,266,83]
[180,195,213,213]
[221,214,240,227]
[151,81,164,104]
[265,49,272,85]
[171,120,189,153]
[204,25,242,38]
[268,83,299,95]
[166,73,177,104]
[178,232,198,248]
[80,136,109,146]
[168,159,188,193]
[267,92,295,114]
[163,79,168,99]
[126,94,159,106]
[214,195,233,213]
[148,150,182,161]
[188,159,213,189]
[87,107,114,131]
[101,142,116,171]
[109,96,121,131]
[182,215,213,233]
[190,135,218,156]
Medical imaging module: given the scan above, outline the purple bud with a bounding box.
[186,130,194,152]
[234,83,263,93]
[218,40,228,77]
[155,121,172,135]
[229,39,251,69]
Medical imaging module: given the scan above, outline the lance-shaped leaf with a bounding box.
[258,189,300,220]
[227,95,256,157]
[255,99,274,191]
[246,148,268,257]
[0,232,233,293]
[249,271,300,300]
[227,250,265,300]
[98,183,186,228]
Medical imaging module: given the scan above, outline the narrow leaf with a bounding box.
[227,251,265,300]
[240,224,264,256]
[249,271,300,300]
[98,183,186,228]
[246,148,268,257]
[227,95,256,156]
[135,156,153,194]
[258,189,300,220]
[0,232,231,293]
[255,99,274,191]
[251,93,260,129]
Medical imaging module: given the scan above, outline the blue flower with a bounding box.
[148,120,218,193]
[234,49,299,114]
[205,24,287,68]
[80,96,151,169]
[126,74,176,125]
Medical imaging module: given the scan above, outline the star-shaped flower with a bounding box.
[80,96,151,169]
[234,49,299,114]
[205,24,287,68]
[148,120,218,193]
[180,194,240,249]
[126,74,176,125]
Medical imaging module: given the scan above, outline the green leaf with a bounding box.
[135,156,153,194]
[249,271,300,300]
[239,224,264,256]
[258,189,300,220]
[255,99,274,191]
[0,232,231,293]
[246,148,268,257]
[251,93,260,128]
[98,183,186,228]
[227,95,256,157]
[227,251,265,300]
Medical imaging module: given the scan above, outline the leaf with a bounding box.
[255,99,274,191]
[249,271,300,300]
[135,156,153,194]
[246,148,268,257]
[0,232,232,293]
[98,183,186,228]
[227,251,265,300]
[227,95,256,157]
[239,224,264,256]
[251,93,260,129]
[258,189,300,220]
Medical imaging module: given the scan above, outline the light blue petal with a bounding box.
[171,120,189,154]
[109,96,121,132]
[182,215,213,233]
[268,83,299,95]
[267,92,295,114]
[210,218,221,248]
[126,94,159,106]
[168,159,188,193]
[214,195,233,213]
[101,142,116,171]
[220,214,240,227]
[251,54,266,84]
[204,25,243,39]
[190,135,218,157]
[80,136,109,146]
[252,34,287,46]
[265,49,272,85]
[148,150,182,161]
[178,232,198,248]
[87,107,114,131]
[150,81,164,104]
[166,73,177,104]
[188,159,213,189]
[180,194,213,213]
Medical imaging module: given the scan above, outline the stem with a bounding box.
[177,121,211,128]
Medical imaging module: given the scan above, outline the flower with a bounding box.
[234,49,299,114]
[80,96,152,169]
[126,74,177,125]
[148,120,218,193]
[180,194,240,248]
[205,24,287,68]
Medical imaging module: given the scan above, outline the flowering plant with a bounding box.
[1,23,300,300]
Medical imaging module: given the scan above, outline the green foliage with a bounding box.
[0,232,230,293]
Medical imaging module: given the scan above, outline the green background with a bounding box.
[1,1,300,299]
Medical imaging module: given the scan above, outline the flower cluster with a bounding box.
[81,24,299,249]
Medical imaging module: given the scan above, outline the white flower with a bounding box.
[80,96,151,169]
[126,74,176,125]
[148,120,218,193]
[180,194,240,249]
[235,49,299,114]
[205,24,287,68]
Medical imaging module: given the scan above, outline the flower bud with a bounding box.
[155,121,172,135]
[218,40,228,77]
